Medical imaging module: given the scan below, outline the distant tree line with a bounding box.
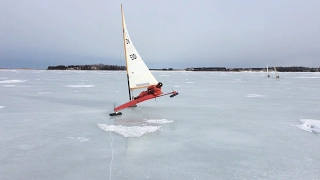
[47,64,176,71]
[47,64,126,70]
[149,68,174,71]
[185,66,320,72]
[275,66,319,72]
[47,64,319,72]
[188,67,227,71]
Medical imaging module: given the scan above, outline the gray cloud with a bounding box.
[1,0,319,69]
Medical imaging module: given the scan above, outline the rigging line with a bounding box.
[113,47,124,104]
[109,131,114,180]
[135,43,150,63]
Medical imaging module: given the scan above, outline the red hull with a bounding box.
[114,91,177,112]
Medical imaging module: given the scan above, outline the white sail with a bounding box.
[121,8,158,90]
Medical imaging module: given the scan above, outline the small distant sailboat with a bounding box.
[274,62,280,79]
[109,5,178,116]
[267,64,270,78]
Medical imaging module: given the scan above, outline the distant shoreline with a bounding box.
[1,65,319,72]
[46,65,319,72]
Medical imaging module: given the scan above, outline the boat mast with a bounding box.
[121,4,132,100]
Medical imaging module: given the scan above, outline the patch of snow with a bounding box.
[245,94,264,98]
[38,92,52,94]
[295,119,320,134]
[97,124,161,137]
[144,119,173,124]
[65,85,94,88]
[0,80,26,83]
[66,137,91,142]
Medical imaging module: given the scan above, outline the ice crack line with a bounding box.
[109,131,114,180]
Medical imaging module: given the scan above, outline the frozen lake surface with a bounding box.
[1,69,320,180]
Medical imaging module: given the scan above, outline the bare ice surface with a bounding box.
[1,70,320,180]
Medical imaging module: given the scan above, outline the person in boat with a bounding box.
[134,82,163,100]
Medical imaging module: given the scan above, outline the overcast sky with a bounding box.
[1,0,319,69]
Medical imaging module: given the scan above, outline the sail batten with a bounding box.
[130,84,154,90]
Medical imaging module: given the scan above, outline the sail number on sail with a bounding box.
[130,54,137,60]
[125,38,137,60]
[126,38,130,44]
